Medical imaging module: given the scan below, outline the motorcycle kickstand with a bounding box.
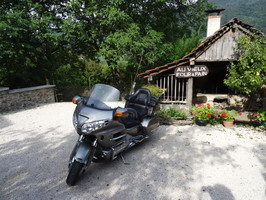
[119,153,130,165]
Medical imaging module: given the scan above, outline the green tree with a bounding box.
[224,35,266,94]
[99,23,169,90]
[0,0,69,88]
[170,27,203,61]
[0,0,213,92]
[63,0,213,90]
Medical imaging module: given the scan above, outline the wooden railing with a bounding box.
[155,75,188,104]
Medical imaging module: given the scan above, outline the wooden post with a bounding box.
[187,77,193,106]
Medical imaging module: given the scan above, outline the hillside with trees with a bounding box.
[209,0,266,33]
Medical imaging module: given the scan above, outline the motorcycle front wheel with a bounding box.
[66,161,84,186]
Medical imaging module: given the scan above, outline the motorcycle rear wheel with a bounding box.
[66,161,83,186]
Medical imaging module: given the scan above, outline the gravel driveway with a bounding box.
[0,102,266,200]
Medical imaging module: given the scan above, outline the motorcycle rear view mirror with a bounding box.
[114,107,129,118]
[72,96,82,104]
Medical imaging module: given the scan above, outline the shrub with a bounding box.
[142,84,163,97]
[209,117,220,125]
[157,107,187,119]
[224,35,266,94]
[254,108,266,123]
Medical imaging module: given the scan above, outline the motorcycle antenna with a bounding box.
[130,53,144,94]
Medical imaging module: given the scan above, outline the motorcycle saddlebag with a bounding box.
[141,117,159,136]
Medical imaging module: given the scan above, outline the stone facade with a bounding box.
[0,85,56,113]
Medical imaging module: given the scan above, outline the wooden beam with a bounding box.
[186,77,193,106]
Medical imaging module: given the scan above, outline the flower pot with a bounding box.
[195,118,209,126]
[222,120,234,128]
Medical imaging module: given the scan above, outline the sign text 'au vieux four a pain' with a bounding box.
[175,65,209,78]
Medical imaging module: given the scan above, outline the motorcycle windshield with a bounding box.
[85,84,120,109]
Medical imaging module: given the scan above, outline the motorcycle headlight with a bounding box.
[81,120,109,134]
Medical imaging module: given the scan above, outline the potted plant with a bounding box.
[219,109,238,127]
[253,108,266,128]
[191,104,215,126]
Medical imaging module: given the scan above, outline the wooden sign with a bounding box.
[175,65,209,78]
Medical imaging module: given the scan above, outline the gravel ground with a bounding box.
[0,102,266,200]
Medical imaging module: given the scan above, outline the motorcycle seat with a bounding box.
[125,88,151,105]
[125,88,157,121]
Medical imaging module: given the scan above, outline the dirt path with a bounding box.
[0,103,265,200]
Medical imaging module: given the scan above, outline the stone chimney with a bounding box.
[206,9,225,37]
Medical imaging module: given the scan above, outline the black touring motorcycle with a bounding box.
[66,84,159,186]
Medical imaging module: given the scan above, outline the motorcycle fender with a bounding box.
[70,140,95,164]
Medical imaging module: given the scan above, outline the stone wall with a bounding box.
[0,85,56,113]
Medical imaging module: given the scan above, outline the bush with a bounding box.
[157,107,187,119]
[142,84,163,97]
[253,108,266,123]
[224,35,266,94]
[209,117,220,125]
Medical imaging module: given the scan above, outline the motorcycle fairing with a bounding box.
[75,104,113,123]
